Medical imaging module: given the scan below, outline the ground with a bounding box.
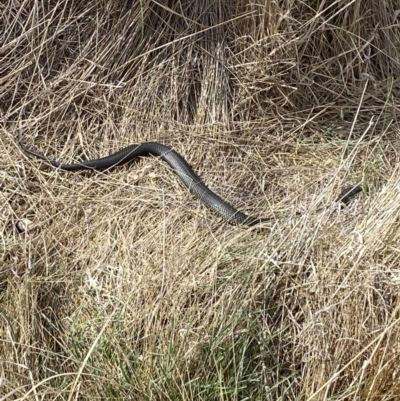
[1,1,400,400]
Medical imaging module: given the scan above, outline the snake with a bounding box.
[19,141,361,226]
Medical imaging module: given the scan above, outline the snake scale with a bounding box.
[20,141,361,226]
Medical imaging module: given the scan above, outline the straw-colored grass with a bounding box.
[1,0,400,399]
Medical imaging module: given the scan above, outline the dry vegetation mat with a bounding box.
[1,0,400,400]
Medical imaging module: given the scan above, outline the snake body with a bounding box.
[20,142,270,226]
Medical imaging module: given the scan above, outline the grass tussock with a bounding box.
[1,0,400,400]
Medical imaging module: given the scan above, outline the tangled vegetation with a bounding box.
[1,1,400,399]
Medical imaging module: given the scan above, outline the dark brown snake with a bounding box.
[20,141,361,226]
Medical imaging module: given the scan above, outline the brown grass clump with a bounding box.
[1,0,400,400]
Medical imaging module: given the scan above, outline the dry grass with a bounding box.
[1,0,400,400]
